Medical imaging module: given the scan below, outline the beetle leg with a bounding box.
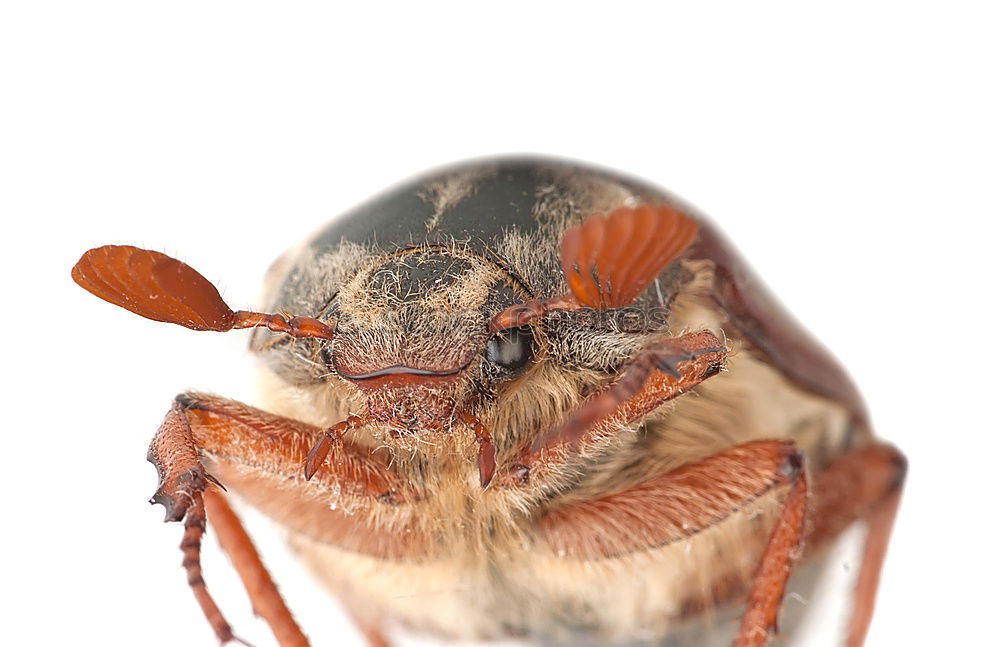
[739,443,905,647]
[735,453,809,647]
[303,413,371,481]
[174,392,413,503]
[331,595,395,647]
[500,330,725,485]
[148,394,417,646]
[536,440,905,647]
[148,400,253,645]
[202,488,310,647]
[534,330,726,452]
[537,439,803,558]
[536,440,807,646]
[847,487,902,647]
[357,625,393,647]
[457,412,498,488]
[804,443,906,647]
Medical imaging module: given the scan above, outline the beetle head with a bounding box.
[324,247,536,431]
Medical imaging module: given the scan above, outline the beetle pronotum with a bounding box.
[73,158,904,647]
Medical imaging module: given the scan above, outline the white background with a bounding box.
[2,3,998,646]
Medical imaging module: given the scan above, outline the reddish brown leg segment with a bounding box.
[175,393,413,503]
[538,440,812,643]
[735,454,808,647]
[538,440,802,559]
[537,439,811,647]
[806,443,906,647]
[303,413,371,481]
[204,489,310,647]
[538,440,905,647]
[498,330,725,487]
[333,598,396,647]
[148,401,246,645]
[847,487,902,647]
[184,490,253,645]
[738,443,906,647]
[458,412,497,488]
[358,627,394,647]
[532,330,726,452]
[171,393,429,560]
[147,394,418,645]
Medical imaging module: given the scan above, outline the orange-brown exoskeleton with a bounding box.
[72,159,904,647]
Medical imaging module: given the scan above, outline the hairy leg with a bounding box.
[499,330,726,486]
[147,394,415,646]
[536,440,905,646]
[537,440,802,559]
[148,399,248,645]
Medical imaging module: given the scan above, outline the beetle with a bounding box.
[72,158,905,647]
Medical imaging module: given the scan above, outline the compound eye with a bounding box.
[485,326,534,372]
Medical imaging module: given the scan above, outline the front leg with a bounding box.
[148,394,408,647]
[148,399,248,645]
[499,330,726,486]
[533,330,727,452]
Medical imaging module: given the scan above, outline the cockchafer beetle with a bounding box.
[72,158,905,647]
